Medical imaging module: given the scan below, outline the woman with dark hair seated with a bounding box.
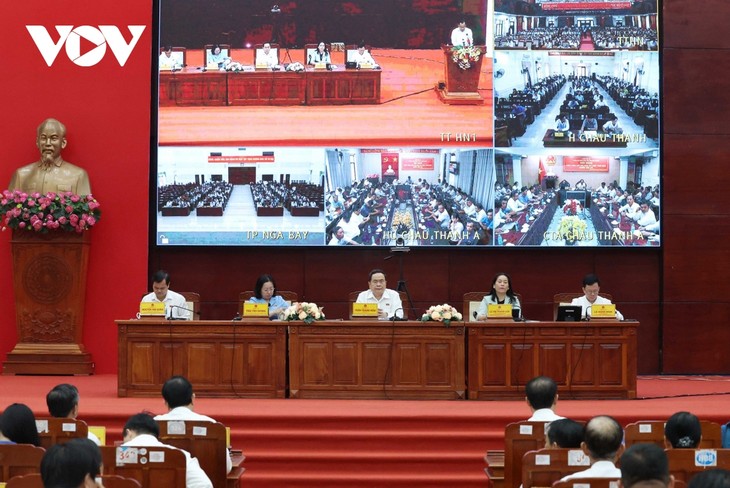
[664,411,702,448]
[0,403,41,446]
[249,274,290,319]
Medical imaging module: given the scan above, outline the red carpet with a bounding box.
[158,49,493,148]
[579,33,595,51]
[3,375,730,487]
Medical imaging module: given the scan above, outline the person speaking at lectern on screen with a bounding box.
[249,274,290,319]
[8,118,91,196]
[475,272,521,321]
[355,269,403,320]
[570,273,624,320]
[451,19,473,46]
[141,270,190,320]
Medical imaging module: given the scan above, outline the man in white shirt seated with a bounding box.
[560,415,623,481]
[122,413,213,488]
[451,20,473,46]
[355,269,403,319]
[154,376,232,473]
[619,194,640,218]
[525,376,563,421]
[141,270,190,320]
[46,384,102,446]
[633,201,657,227]
[571,274,624,320]
[350,43,379,68]
[258,42,279,68]
[507,191,526,214]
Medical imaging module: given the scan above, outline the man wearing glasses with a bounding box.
[570,274,624,320]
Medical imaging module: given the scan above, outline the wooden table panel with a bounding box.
[289,321,465,399]
[467,321,637,400]
[117,320,286,398]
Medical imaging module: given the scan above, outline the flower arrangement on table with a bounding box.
[557,216,587,243]
[562,199,582,216]
[450,45,482,70]
[285,62,305,72]
[1,190,101,234]
[421,304,463,326]
[282,302,326,324]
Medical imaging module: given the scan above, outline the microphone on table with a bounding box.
[167,304,195,320]
[389,308,406,322]
[473,311,478,320]
[583,305,592,322]
[232,313,243,322]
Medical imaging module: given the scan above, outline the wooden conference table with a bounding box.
[117,319,637,400]
[159,67,381,106]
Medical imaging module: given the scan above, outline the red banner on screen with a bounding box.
[381,152,399,178]
[208,155,275,163]
[402,158,435,170]
[541,2,631,10]
[563,156,610,172]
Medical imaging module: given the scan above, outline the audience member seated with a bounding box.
[41,438,102,488]
[688,469,730,488]
[525,376,563,421]
[46,383,101,445]
[664,411,702,449]
[620,443,674,488]
[154,376,232,474]
[0,403,41,446]
[122,413,212,488]
[546,419,585,449]
[559,415,623,481]
[570,273,624,320]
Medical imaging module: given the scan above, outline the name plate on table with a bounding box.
[255,63,269,69]
[352,303,378,317]
[591,304,616,318]
[206,62,220,70]
[359,62,374,70]
[139,302,165,316]
[553,131,566,138]
[243,302,269,317]
[487,304,512,319]
[314,62,327,70]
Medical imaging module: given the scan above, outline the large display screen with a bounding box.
[154,0,660,247]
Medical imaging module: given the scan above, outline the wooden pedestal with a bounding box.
[4,231,93,375]
[438,45,485,105]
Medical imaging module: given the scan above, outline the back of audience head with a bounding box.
[688,469,730,488]
[161,375,194,409]
[664,411,701,448]
[620,443,673,488]
[41,437,102,488]
[546,419,584,449]
[525,376,558,411]
[123,412,160,440]
[0,403,41,446]
[583,415,623,461]
[47,383,80,418]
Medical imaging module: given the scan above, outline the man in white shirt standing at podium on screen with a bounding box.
[356,269,403,320]
[451,19,473,46]
[571,274,624,320]
[141,270,190,320]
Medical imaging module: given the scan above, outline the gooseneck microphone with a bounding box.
[167,304,195,320]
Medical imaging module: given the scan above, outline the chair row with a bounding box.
[502,420,723,488]
[15,418,242,488]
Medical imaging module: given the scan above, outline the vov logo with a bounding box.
[27,25,146,67]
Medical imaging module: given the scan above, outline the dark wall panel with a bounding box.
[663,303,730,373]
[663,0,730,49]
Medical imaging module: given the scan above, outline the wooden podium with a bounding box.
[437,44,485,105]
[3,231,93,375]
